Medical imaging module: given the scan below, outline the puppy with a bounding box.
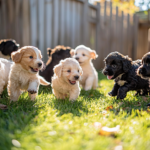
[137,52,150,80]
[8,46,50,102]
[51,58,82,101]
[72,45,98,91]
[102,51,149,99]
[40,45,72,82]
[0,39,19,59]
[0,58,13,95]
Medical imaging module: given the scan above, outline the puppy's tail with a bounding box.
[39,76,50,86]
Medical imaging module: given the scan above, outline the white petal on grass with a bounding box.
[69,121,73,124]
[114,145,123,150]
[48,131,57,136]
[12,139,21,147]
[35,146,42,150]
[84,123,88,126]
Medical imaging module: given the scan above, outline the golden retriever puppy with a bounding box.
[72,45,98,91]
[8,46,50,102]
[0,58,12,95]
[51,58,82,101]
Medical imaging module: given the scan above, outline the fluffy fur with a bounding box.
[102,51,149,99]
[0,58,13,95]
[8,46,50,102]
[51,58,82,102]
[40,45,72,82]
[0,39,19,59]
[137,52,150,80]
[72,45,98,91]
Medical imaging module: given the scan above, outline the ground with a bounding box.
[1,73,150,150]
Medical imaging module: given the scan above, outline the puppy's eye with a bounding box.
[29,56,33,59]
[78,70,79,72]
[82,54,85,56]
[75,53,77,55]
[112,64,117,68]
[67,70,71,73]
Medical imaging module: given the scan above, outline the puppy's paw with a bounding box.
[28,89,37,94]
[117,94,126,100]
[108,91,117,97]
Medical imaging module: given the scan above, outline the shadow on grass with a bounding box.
[38,85,52,95]
[52,98,89,117]
[108,94,150,115]
[80,89,104,100]
[0,93,45,149]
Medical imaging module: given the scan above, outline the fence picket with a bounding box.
[22,0,30,46]
[45,0,52,58]
[30,0,37,47]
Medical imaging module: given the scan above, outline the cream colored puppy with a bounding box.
[0,58,12,95]
[72,45,98,91]
[51,58,82,101]
[8,46,50,102]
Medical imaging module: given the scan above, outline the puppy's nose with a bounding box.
[103,70,108,75]
[74,75,79,80]
[75,57,79,61]
[38,63,42,67]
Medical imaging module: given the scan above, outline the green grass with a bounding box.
[1,73,150,150]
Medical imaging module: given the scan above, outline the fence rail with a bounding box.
[0,0,141,70]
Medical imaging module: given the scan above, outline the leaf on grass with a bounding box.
[147,106,150,112]
[106,105,113,111]
[123,107,130,110]
[0,104,7,110]
[99,125,120,136]
[142,96,148,102]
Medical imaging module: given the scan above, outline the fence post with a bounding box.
[82,0,89,46]
[132,14,139,60]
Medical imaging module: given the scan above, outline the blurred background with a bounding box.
[0,0,149,70]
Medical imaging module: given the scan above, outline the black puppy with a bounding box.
[0,39,19,59]
[102,51,149,99]
[40,45,72,82]
[137,52,150,80]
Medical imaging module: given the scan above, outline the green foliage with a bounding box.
[1,73,150,150]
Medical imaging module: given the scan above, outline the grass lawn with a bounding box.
[1,72,150,150]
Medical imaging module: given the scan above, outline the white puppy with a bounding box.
[72,45,98,91]
[8,46,50,102]
[51,58,82,101]
[0,58,12,95]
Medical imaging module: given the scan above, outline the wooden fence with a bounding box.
[0,0,140,70]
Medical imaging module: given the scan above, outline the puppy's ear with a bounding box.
[54,61,63,77]
[47,48,52,57]
[11,48,25,63]
[70,49,75,57]
[90,50,98,59]
[122,55,132,73]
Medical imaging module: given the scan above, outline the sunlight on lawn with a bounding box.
[0,73,150,150]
